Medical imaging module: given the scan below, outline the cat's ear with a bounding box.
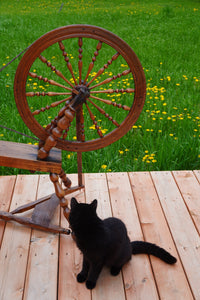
[90,199,97,211]
[71,197,79,209]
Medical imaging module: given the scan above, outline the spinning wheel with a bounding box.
[0,25,146,234]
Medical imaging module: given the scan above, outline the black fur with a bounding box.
[69,198,177,289]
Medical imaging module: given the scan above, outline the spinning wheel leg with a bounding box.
[0,210,70,235]
[1,171,83,234]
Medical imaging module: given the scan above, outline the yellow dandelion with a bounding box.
[101,164,107,169]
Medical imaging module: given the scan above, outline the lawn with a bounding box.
[0,0,199,175]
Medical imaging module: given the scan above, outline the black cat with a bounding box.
[69,197,177,290]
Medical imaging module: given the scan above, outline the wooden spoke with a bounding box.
[89,69,131,90]
[58,41,78,85]
[85,102,103,138]
[83,41,102,84]
[90,88,135,94]
[90,95,131,111]
[32,96,72,116]
[87,98,120,127]
[28,72,74,92]
[26,92,71,97]
[86,52,120,87]
[39,55,74,88]
[78,37,83,84]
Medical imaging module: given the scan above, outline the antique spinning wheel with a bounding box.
[0,25,146,234]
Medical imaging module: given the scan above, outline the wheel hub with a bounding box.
[71,84,90,109]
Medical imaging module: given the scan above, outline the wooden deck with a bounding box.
[0,171,200,300]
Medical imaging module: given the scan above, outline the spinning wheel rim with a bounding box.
[14,24,146,152]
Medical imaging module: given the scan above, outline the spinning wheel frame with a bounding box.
[14,24,146,152]
[0,25,146,236]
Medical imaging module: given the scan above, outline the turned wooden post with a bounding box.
[59,169,72,188]
[38,106,76,159]
[49,173,70,221]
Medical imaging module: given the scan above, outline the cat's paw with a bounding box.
[86,280,96,290]
[77,272,87,283]
[110,266,121,276]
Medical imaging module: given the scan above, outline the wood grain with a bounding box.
[151,171,200,299]
[173,171,200,234]
[23,175,59,300]
[0,175,38,300]
[107,172,159,300]
[0,175,16,245]
[129,171,193,299]
[0,141,62,173]
[0,171,199,299]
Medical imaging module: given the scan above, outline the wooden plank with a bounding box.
[129,171,193,299]
[151,171,200,299]
[173,171,200,234]
[0,175,16,246]
[23,175,59,300]
[0,175,39,300]
[194,170,200,183]
[107,172,159,300]
[58,174,91,300]
[0,140,62,173]
[84,173,125,300]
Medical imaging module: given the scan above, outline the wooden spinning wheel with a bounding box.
[0,25,146,234]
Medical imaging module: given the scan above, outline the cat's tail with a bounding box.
[131,241,177,264]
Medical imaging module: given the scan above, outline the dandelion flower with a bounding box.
[101,164,107,169]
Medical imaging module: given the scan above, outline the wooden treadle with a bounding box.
[0,140,62,173]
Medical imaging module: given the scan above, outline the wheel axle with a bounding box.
[71,85,90,109]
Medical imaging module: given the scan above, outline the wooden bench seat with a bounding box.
[0,140,62,173]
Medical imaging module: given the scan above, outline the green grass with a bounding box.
[0,0,199,175]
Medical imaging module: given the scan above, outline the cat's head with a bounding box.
[69,197,98,230]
